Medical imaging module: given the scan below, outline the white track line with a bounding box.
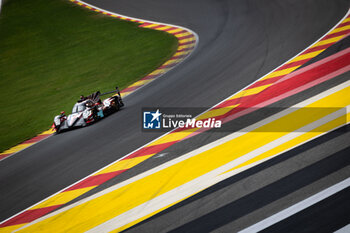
[16,81,350,232]
[0,0,200,225]
[86,108,349,233]
[239,177,350,233]
[334,224,350,233]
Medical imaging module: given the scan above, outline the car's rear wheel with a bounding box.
[114,102,120,111]
[56,127,61,134]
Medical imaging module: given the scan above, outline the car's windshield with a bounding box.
[72,103,86,113]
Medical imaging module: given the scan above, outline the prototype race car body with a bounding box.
[52,87,123,133]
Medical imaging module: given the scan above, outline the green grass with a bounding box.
[0,0,178,152]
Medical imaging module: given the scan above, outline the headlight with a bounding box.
[83,110,91,119]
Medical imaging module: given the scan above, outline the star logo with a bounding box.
[151,109,162,122]
[143,109,162,129]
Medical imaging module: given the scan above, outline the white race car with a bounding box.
[52,87,124,133]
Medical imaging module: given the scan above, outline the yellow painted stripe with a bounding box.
[0,143,35,155]
[260,67,300,80]
[224,112,350,174]
[0,224,27,233]
[312,35,346,47]
[120,92,131,98]
[175,32,192,38]
[149,68,168,75]
[39,129,54,135]
[178,37,195,44]
[31,187,95,210]
[0,129,54,156]
[343,18,350,23]
[229,84,272,99]
[148,130,194,146]
[162,58,180,66]
[142,24,160,28]
[173,50,190,57]
[96,155,154,175]
[196,104,240,120]
[288,50,326,63]
[331,24,350,33]
[128,79,152,87]
[18,85,350,233]
[167,28,183,34]
[156,26,173,31]
[177,44,195,50]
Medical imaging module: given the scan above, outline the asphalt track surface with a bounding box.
[1,0,349,231]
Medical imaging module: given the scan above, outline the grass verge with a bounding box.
[0,0,178,152]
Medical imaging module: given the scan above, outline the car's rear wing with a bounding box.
[100,86,121,97]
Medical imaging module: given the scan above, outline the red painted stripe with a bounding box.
[140,74,158,80]
[0,205,62,227]
[337,21,350,28]
[171,54,187,60]
[23,134,51,144]
[139,23,153,27]
[161,27,178,31]
[124,141,179,160]
[274,59,308,72]
[177,35,194,40]
[0,154,10,160]
[172,30,187,35]
[220,48,350,120]
[301,43,336,54]
[323,29,350,40]
[177,46,195,52]
[64,170,126,191]
[177,48,350,134]
[245,76,284,90]
[159,63,176,69]
[121,85,142,93]
[179,40,196,46]
[151,25,167,29]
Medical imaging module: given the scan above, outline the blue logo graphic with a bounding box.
[143,109,162,129]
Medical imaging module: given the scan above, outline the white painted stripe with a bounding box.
[0,1,200,227]
[334,223,350,233]
[239,177,350,233]
[86,108,349,232]
[16,81,350,231]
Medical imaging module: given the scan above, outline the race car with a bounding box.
[52,87,124,133]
